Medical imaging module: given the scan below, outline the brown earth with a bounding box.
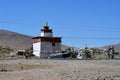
[0,30,70,50]
[0,60,120,80]
[0,30,33,49]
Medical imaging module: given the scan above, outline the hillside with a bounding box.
[0,30,70,50]
[0,30,33,49]
[1,29,119,52]
[102,43,120,53]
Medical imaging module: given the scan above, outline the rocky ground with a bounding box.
[0,59,120,80]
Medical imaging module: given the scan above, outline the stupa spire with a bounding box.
[45,22,48,26]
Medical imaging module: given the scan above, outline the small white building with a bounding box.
[32,22,62,57]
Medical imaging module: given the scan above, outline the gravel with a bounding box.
[0,60,120,80]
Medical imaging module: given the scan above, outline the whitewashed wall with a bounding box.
[33,41,61,57]
[41,32,53,37]
[33,42,41,56]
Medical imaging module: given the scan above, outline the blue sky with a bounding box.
[0,0,120,48]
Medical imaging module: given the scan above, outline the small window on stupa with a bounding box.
[52,43,55,46]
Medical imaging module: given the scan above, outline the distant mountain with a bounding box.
[1,30,120,52]
[102,43,120,53]
[0,30,70,50]
[61,44,72,50]
[0,30,33,49]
